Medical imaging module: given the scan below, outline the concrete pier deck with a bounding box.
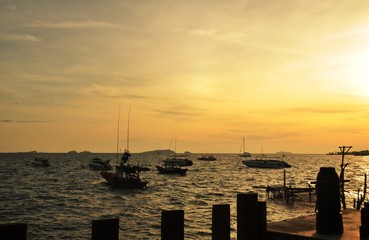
[268,209,361,239]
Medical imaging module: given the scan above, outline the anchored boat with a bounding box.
[242,155,291,169]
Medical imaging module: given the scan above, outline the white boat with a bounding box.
[163,155,193,166]
[163,136,193,166]
[242,155,291,169]
[88,158,113,170]
[239,137,251,157]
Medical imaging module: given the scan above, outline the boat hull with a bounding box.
[88,158,113,171]
[242,159,291,169]
[163,158,193,166]
[197,155,216,161]
[156,165,187,175]
[100,171,148,189]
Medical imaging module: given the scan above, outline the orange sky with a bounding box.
[1,1,369,153]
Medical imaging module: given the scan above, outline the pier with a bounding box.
[1,192,367,239]
[260,170,316,203]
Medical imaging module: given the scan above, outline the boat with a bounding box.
[31,157,50,167]
[101,161,150,188]
[197,155,216,161]
[100,106,150,189]
[242,155,291,169]
[163,155,193,166]
[88,158,113,170]
[239,137,251,157]
[163,136,193,166]
[156,161,187,175]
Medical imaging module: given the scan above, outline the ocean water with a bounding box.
[0,152,367,239]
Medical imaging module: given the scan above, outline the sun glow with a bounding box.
[344,51,369,98]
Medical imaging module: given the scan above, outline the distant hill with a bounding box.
[276,151,293,155]
[140,149,175,155]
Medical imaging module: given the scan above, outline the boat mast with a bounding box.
[116,105,121,164]
[126,105,131,151]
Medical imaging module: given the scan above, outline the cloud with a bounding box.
[80,84,149,100]
[26,20,125,29]
[189,28,217,37]
[1,120,51,123]
[0,33,41,42]
[3,5,17,11]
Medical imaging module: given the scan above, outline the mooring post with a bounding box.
[283,170,287,199]
[161,210,184,240]
[316,167,343,234]
[360,202,369,239]
[0,223,27,240]
[91,218,119,240]
[258,201,267,240]
[212,204,230,240]
[237,192,259,240]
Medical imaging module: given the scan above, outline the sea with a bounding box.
[0,152,368,239]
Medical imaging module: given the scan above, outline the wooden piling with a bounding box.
[0,223,27,240]
[258,201,267,240]
[212,204,230,240]
[283,170,287,199]
[237,192,259,240]
[91,218,119,240]
[361,202,369,239]
[161,210,184,240]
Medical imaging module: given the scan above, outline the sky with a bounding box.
[1,0,369,154]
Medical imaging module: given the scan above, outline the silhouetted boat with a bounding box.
[100,106,150,189]
[88,158,113,170]
[156,162,187,175]
[163,136,193,166]
[101,163,149,188]
[163,155,193,166]
[31,157,50,167]
[242,155,291,169]
[197,155,216,161]
[239,137,251,157]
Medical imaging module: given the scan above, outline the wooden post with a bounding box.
[237,192,259,240]
[161,210,184,240]
[258,201,267,240]
[360,202,369,239]
[339,146,352,209]
[91,218,119,240]
[212,204,230,240]
[283,170,287,199]
[0,223,27,240]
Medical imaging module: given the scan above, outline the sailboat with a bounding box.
[239,137,251,157]
[156,135,190,174]
[162,136,193,166]
[100,106,150,188]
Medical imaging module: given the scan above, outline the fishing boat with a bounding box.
[31,157,50,167]
[101,160,150,188]
[88,158,113,170]
[242,155,291,169]
[197,155,216,161]
[100,106,150,189]
[156,161,187,175]
[239,137,251,157]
